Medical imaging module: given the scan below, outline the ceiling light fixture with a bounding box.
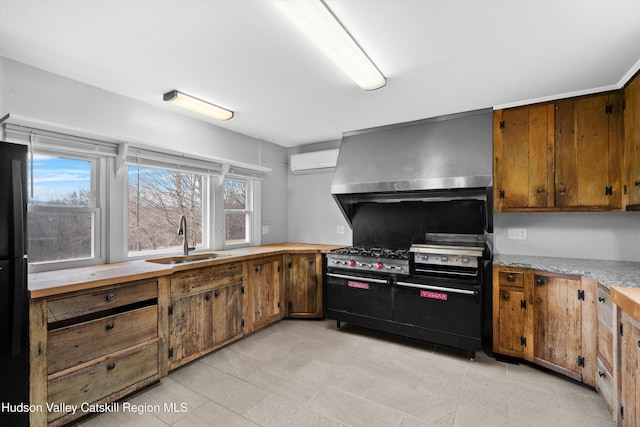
[163,90,234,121]
[273,0,386,91]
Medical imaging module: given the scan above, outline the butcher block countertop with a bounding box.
[29,242,344,299]
[611,287,640,324]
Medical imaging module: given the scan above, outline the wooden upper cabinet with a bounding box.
[494,91,624,212]
[494,104,554,210]
[555,93,623,208]
[625,72,640,209]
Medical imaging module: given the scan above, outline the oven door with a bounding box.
[393,277,481,340]
[326,271,393,320]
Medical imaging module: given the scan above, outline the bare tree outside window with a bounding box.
[27,155,94,263]
[224,178,249,244]
[128,165,203,254]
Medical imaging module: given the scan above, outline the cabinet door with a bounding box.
[285,254,322,318]
[597,286,614,370]
[625,74,640,208]
[533,273,583,380]
[169,282,242,370]
[620,313,640,427]
[496,288,526,356]
[494,104,554,211]
[555,93,623,208]
[250,256,283,331]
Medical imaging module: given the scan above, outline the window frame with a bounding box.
[222,176,255,248]
[125,163,210,259]
[27,149,106,272]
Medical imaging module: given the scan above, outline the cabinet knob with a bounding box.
[535,278,545,285]
[598,296,605,303]
[536,188,544,193]
[506,274,515,282]
[205,294,211,301]
[637,341,640,348]
[598,371,605,378]
[214,290,220,297]
[558,187,565,194]
[107,363,116,371]
[635,181,640,187]
[105,323,114,331]
[106,293,115,301]
[502,292,509,300]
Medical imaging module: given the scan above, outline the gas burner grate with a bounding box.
[332,246,410,260]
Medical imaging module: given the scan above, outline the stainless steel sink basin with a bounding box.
[146,252,223,265]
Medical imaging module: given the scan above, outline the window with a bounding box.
[224,178,251,245]
[28,153,100,264]
[128,164,205,255]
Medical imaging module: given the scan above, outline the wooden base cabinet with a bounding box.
[284,253,323,318]
[493,267,596,387]
[596,286,616,415]
[167,263,244,370]
[32,279,160,426]
[246,255,284,332]
[618,312,640,426]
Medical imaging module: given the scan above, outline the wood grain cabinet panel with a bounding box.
[168,264,244,370]
[247,255,284,332]
[625,72,640,209]
[619,313,640,426]
[494,91,624,212]
[285,253,323,318]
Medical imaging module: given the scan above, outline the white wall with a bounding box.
[0,57,290,247]
[287,141,352,246]
[494,212,640,262]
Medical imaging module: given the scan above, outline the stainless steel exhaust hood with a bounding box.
[331,108,493,226]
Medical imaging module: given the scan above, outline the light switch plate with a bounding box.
[507,228,527,240]
[337,225,345,235]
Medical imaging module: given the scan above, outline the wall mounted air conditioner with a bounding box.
[290,149,339,173]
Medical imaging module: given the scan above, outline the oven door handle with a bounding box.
[396,281,477,296]
[414,268,478,277]
[327,273,388,284]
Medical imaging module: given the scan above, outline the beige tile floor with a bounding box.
[75,319,615,427]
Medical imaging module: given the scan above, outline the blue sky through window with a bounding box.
[29,155,91,205]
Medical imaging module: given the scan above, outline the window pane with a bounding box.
[28,211,93,262]
[128,165,203,254]
[29,155,92,206]
[224,179,246,209]
[225,213,247,243]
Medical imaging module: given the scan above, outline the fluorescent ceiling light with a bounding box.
[163,90,234,121]
[274,0,386,91]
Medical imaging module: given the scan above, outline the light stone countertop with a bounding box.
[494,254,640,289]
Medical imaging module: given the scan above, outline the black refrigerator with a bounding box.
[0,141,30,426]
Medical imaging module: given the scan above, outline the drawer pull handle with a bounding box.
[507,274,515,281]
[106,294,115,301]
[107,363,116,371]
[502,292,509,300]
[105,323,114,331]
[598,371,605,378]
[598,296,605,303]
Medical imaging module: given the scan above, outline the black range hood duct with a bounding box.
[331,108,493,228]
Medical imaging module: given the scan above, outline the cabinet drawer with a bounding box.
[597,287,614,368]
[47,280,157,324]
[498,270,524,287]
[48,305,158,374]
[47,340,158,423]
[596,358,613,411]
[170,262,243,297]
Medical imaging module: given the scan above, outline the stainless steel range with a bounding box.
[325,108,494,358]
[327,247,410,275]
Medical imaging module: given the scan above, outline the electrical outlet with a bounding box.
[337,225,345,235]
[507,228,528,240]
[261,225,269,235]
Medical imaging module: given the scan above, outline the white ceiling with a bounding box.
[1,0,640,148]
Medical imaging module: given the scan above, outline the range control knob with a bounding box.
[348,259,356,267]
[376,262,383,270]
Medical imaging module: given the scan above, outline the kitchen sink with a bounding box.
[146,252,224,265]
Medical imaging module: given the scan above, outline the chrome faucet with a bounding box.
[177,215,196,256]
